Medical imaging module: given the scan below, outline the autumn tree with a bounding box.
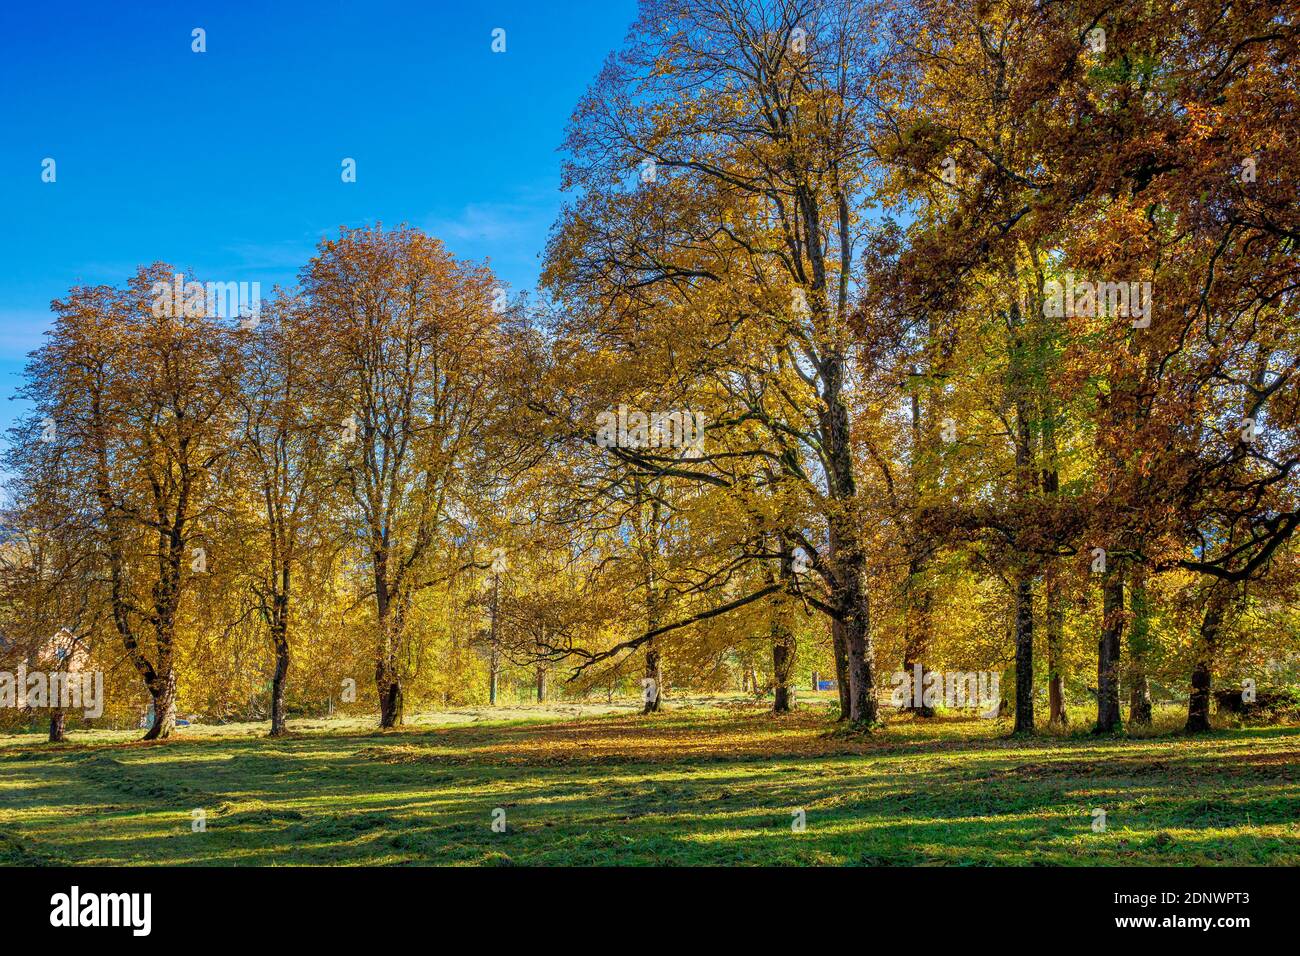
[542,0,890,724]
[229,291,339,736]
[299,225,503,727]
[0,455,101,742]
[22,266,238,739]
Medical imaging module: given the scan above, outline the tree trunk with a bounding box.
[1186,586,1229,733]
[374,554,404,728]
[832,619,850,720]
[270,630,290,737]
[377,603,404,728]
[772,628,794,714]
[139,571,181,741]
[1040,337,1067,729]
[1186,659,1213,733]
[901,656,932,717]
[1043,558,1067,726]
[903,365,935,718]
[829,515,876,726]
[536,666,546,703]
[843,597,874,725]
[902,548,935,717]
[643,643,662,713]
[637,485,663,715]
[269,570,293,737]
[488,570,500,707]
[768,538,796,714]
[143,669,178,740]
[48,709,66,743]
[1127,566,1152,727]
[819,329,875,727]
[378,671,403,727]
[1005,274,1038,736]
[1094,566,1124,733]
[1012,569,1035,734]
[376,629,404,728]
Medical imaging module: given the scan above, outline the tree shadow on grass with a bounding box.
[3,712,1298,865]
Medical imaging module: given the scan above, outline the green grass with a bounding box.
[1,695,1297,865]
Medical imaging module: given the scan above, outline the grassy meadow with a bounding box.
[2,695,1297,866]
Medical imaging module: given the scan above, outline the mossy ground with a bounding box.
[1,695,1295,865]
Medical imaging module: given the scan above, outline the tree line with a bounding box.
[2,0,1297,741]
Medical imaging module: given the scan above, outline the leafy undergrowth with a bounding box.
[0,699,1296,866]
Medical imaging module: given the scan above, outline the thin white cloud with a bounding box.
[0,310,53,361]
[425,192,560,295]
[428,200,553,245]
[222,237,322,272]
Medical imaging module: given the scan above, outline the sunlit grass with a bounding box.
[1,695,1296,865]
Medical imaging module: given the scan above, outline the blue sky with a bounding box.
[0,0,638,435]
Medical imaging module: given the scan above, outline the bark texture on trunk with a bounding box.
[270,636,290,737]
[1013,570,1035,734]
[768,539,797,714]
[1094,566,1124,733]
[1127,566,1152,727]
[1186,586,1230,733]
[143,670,178,741]
[902,553,934,717]
[820,334,876,727]
[643,643,662,713]
[378,671,403,727]
[1040,355,1067,729]
[843,590,874,724]
[268,571,292,737]
[49,710,66,743]
[772,628,794,714]
[900,664,933,715]
[832,619,850,720]
[1006,276,1038,736]
[1186,659,1213,733]
[374,553,405,728]
[487,570,500,708]
[376,603,404,727]
[134,587,180,741]
[830,518,876,726]
[1045,560,1067,727]
[903,364,935,718]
